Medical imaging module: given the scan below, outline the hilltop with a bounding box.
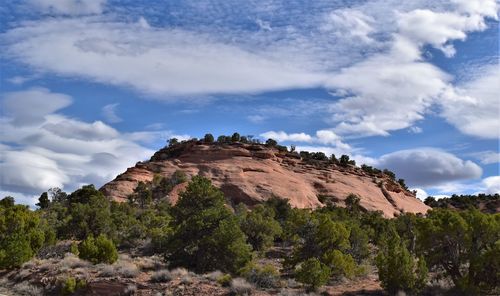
[101,135,429,217]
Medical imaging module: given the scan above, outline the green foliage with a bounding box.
[383,169,396,180]
[239,205,282,253]
[348,224,370,263]
[78,234,118,264]
[322,249,356,279]
[295,258,331,291]
[165,176,252,274]
[130,181,152,208]
[265,138,277,147]
[64,193,113,240]
[68,184,102,204]
[217,274,232,286]
[417,209,500,294]
[376,230,427,295]
[240,262,280,288]
[0,199,48,269]
[168,138,179,146]
[339,155,350,167]
[204,133,215,143]
[36,192,50,209]
[231,132,241,142]
[345,193,361,213]
[62,277,76,295]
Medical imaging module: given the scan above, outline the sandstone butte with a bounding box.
[100,140,430,218]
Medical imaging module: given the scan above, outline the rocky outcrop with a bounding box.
[100,141,429,217]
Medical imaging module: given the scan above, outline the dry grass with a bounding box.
[59,253,90,270]
[170,267,189,278]
[204,270,224,281]
[151,269,173,283]
[134,256,164,271]
[115,261,140,278]
[230,278,254,295]
[12,282,44,296]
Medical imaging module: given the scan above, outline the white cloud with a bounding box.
[2,87,72,125]
[483,176,500,194]
[470,151,500,165]
[376,148,482,187]
[413,188,428,200]
[0,88,183,201]
[2,18,326,97]
[101,103,122,123]
[397,9,489,57]
[440,65,500,139]
[2,0,498,140]
[28,0,106,15]
[260,131,313,143]
[408,126,423,134]
[321,9,375,43]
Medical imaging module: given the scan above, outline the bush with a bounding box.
[217,274,232,286]
[295,258,331,291]
[204,133,215,143]
[165,176,252,273]
[230,278,254,295]
[61,277,76,295]
[417,209,499,294]
[0,200,48,269]
[322,249,356,279]
[151,269,173,282]
[241,263,280,288]
[78,234,118,264]
[239,205,282,253]
[376,230,427,295]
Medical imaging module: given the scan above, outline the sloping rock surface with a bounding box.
[101,141,429,217]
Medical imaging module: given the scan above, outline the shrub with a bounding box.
[322,249,356,279]
[417,209,499,294]
[151,269,173,282]
[204,133,215,143]
[231,132,241,142]
[376,230,427,295]
[230,278,254,295]
[61,277,76,295]
[295,258,331,291]
[165,176,252,273]
[241,263,280,288]
[0,200,48,269]
[217,274,232,286]
[78,234,118,264]
[239,205,282,253]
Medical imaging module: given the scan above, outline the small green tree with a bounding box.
[231,132,241,142]
[168,138,179,146]
[0,200,47,269]
[78,234,118,264]
[339,155,350,167]
[204,133,215,143]
[165,176,252,273]
[376,230,427,295]
[322,249,356,279]
[36,192,50,209]
[265,138,277,147]
[239,204,282,253]
[295,258,331,291]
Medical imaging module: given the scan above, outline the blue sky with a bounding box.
[0,0,499,205]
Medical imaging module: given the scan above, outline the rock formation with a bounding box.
[100,140,429,217]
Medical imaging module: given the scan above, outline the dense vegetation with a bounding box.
[1,136,498,295]
[425,193,500,213]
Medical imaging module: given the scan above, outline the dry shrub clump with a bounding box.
[230,278,254,295]
[151,269,173,283]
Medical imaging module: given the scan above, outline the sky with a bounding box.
[0,0,499,206]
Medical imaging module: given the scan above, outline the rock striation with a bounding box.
[100,141,429,217]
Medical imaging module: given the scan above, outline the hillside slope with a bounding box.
[101,140,429,217]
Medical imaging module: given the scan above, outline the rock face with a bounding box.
[100,141,429,217]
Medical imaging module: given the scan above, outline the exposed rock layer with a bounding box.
[100,142,429,217]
